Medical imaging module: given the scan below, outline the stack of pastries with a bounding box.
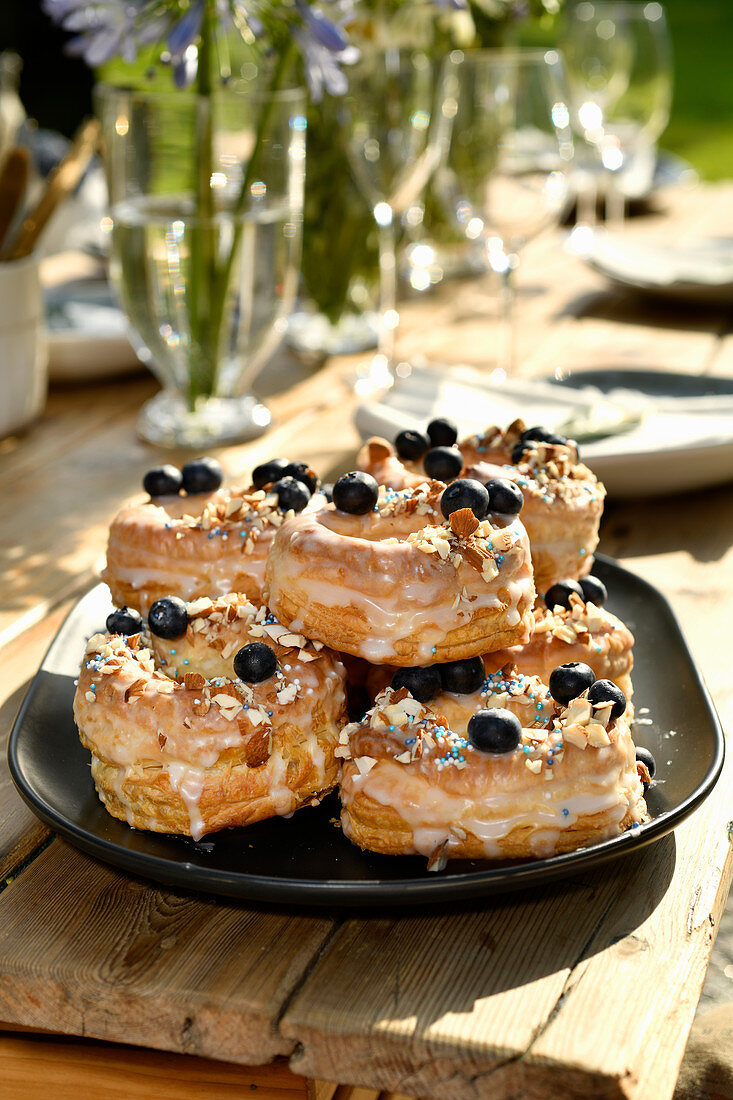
[74,421,652,865]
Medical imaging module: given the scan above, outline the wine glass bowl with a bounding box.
[435,48,573,372]
[344,48,441,391]
[562,1,673,220]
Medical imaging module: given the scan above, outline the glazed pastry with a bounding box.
[339,664,647,864]
[464,442,605,594]
[74,603,346,838]
[358,427,605,593]
[265,474,535,666]
[103,461,323,613]
[485,579,634,698]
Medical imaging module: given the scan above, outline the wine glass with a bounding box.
[562,1,673,226]
[436,48,573,374]
[344,48,441,393]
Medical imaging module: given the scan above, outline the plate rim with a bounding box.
[7,557,726,906]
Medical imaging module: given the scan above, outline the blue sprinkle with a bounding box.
[208,532,214,539]
[240,530,247,537]
[90,683,96,691]
[183,659,189,666]
[579,548,586,556]
[431,647,437,654]
[267,710,273,716]
[389,725,395,731]
[170,649,176,655]
[562,808,569,817]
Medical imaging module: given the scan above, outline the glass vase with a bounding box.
[97,81,305,448]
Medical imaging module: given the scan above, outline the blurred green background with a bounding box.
[2,0,732,178]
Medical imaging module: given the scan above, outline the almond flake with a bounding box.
[184,672,206,692]
[394,750,412,764]
[187,597,214,618]
[365,437,393,463]
[124,678,146,701]
[449,507,480,539]
[243,726,272,768]
[354,756,378,775]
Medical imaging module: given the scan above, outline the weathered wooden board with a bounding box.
[0,1035,310,1100]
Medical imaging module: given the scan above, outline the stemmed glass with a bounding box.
[562,1,673,226]
[436,48,573,374]
[344,48,441,393]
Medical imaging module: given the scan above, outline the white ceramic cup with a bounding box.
[0,254,48,438]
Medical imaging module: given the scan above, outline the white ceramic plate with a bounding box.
[355,364,733,498]
[574,229,733,305]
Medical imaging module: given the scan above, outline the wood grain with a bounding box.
[0,840,337,1065]
[0,1036,309,1100]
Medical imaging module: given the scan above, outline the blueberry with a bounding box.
[233,642,278,683]
[468,708,522,754]
[544,579,584,611]
[272,476,311,513]
[391,665,442,703]
[579,575,607,607]
[635,745,656,783]
[143,465,182,497]
[281,461,319,494]
[439,656,485,695]
[485,477,523,515]
[148,596,188,640]
[181,456,223,494]
[252,458,289,489]
[521,425,556,444]
[427,417,459,447]
[320,482,334,502]
[395,429,430,461]
[588,678,626,720]
[440,478,489,521]
[548,661,596,706]
[423,446,463,482]
[332,471,379,515]
[511,440,535,465]
[105,607,143,636]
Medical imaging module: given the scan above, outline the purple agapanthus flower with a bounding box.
[44,0,360,99]
[42,0,150,65]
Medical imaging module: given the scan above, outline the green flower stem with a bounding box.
[204,42,296,394]
[186,0,219,408]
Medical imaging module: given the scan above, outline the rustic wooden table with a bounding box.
[1,183,732,1100]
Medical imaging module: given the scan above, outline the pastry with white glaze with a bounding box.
[339,671,647,864]
[265,479,535,666]
[485,587,634,698]
[357,423,605,593]
[74,598,347,839]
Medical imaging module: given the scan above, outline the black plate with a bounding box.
[8,558,724,906]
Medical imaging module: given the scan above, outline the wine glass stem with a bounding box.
[498,263,517,375]
[377,215,398,367]
[578,170,598,228]
[606,171,625,226]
